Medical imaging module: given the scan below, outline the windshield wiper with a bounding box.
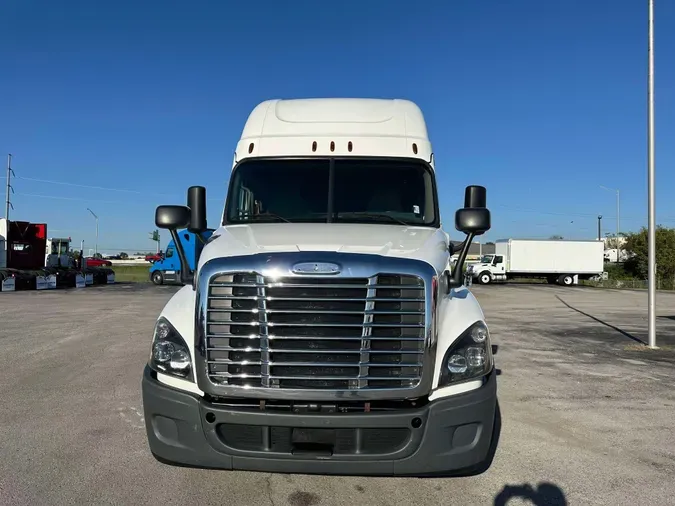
[336,212,411,226]
[235,211,291,223]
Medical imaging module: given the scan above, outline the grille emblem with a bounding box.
[291,261,341,275]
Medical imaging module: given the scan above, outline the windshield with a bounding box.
[480,255,494,263]
[51,242,70,255]
[224,158,437,226]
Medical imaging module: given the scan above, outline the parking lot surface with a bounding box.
[1,283,674,505]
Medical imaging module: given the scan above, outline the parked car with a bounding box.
[85,257,112,267]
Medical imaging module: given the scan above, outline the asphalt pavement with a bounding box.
[1,282,674,505]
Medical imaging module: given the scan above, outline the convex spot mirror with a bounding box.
[156,205,191,230]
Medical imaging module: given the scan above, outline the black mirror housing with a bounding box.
[455,208,491,236]
[155,205,191,230]
[187,186,207,233]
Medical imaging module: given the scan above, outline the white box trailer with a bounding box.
[468,238,605,286]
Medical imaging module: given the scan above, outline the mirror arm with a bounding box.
[448,232,476,291]
[169,228,194,287]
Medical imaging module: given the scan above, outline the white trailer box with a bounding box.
[469,238,605,286]
[497,239,604,274]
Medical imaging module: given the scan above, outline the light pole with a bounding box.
[647,0,656,348]
[87,208,99,257]
[597,215,602,241]
[600,185,620,260]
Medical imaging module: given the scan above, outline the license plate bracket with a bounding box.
[291,428,336,446]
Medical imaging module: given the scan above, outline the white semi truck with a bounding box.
[467,238,605,286]
[142,98,499,476]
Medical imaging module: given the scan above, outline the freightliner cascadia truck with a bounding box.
[142,98,498,476]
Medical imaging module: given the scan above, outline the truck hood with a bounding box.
[469,263,491,269]
[198,223,450,272]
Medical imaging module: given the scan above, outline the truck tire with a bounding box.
[151,271,164,285]
[558,274,574,286]
[478,272,492,285]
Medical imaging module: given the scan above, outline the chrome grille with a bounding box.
[205,272,426,390]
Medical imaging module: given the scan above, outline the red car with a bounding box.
[85,257,112,267]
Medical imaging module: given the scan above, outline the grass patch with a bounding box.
[112,265,151,283]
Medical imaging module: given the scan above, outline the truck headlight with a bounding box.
[438,321,493,387]
[149,317,193,381]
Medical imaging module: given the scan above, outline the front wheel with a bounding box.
[558,274,574,286]
[151,271,164,285]
[478,272,492,285]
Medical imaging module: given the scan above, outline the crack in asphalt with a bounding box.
[265,475,276,506]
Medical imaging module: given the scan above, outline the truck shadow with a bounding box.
[555,295,645,345]
[494,482,567,505]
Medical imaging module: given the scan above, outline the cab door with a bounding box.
[161,247,179,283]
[493,255,506,276]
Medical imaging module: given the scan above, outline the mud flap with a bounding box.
[1,278,16,292]
[36,276,48,290]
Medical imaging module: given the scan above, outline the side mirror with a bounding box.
[455,185,491,235]
[155,205,190,229]
[448,185,491,291]
[153,186,209,288]
[455,208,491,235]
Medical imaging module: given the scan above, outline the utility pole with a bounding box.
[647,0,656,348]
[597,215,602,241]
[600,185,620,261]
[5,154,14,219]
[87,208,99,256]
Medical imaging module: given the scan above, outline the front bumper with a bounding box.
[142,365,498,476]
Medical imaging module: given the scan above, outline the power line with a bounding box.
[17,175,226,201]
[17,192,132,204]
[9,173,225,202]
[497,204,675,224]
[17,176,151,195]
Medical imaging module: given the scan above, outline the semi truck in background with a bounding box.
[142,98,499,477]
[467,238,605,286]
[149,228,214,285]
[0,218,115,292]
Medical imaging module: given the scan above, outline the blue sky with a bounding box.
[1,0,673,254]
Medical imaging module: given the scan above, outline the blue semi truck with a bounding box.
[149,229,214,285]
